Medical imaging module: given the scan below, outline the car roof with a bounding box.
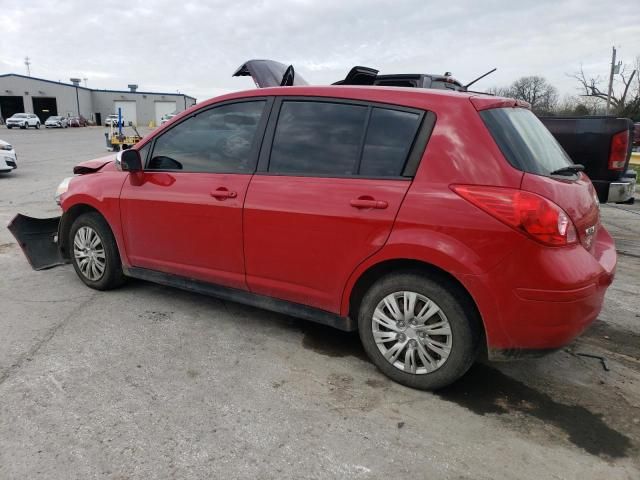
[196,85,523,114]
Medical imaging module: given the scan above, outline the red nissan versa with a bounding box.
[9,86,616,390]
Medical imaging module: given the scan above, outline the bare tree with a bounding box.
[570,58,639,116]
[509,76,558,114]
[487,77,558,114]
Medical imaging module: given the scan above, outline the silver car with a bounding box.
[45,116,68,128]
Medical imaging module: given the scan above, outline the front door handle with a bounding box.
[350,197,388,209]
[210,187,237,199]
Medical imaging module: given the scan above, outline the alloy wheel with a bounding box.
[73,226,106,281]
[372,291,453,374]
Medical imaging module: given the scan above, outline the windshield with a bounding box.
[13,114,28,118]
[480,107,573,176]
[48,116,61,121]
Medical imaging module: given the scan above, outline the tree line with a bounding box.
[486,56,640,120]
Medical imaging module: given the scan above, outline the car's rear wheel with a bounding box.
[69,212,126,290]
[358,272,481,390]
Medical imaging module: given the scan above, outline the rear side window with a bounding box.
[268,100,423,177]
[269,101,367,175]
[480,108,572,176]
[361,109,421,176]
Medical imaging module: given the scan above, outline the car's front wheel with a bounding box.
[358,272,481,390]
[35,122,40,129]
[69,212,126,290]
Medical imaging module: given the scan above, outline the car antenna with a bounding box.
[464,68,497,89]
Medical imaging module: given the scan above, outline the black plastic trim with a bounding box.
[123,266,357,332]
[402,111,436,177]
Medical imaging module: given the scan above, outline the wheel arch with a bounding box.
[345,258,487,351]
[59,204,107,260]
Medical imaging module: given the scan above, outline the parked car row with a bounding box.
[2,113,89,130]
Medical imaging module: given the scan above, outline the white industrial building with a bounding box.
[0,73,197,126]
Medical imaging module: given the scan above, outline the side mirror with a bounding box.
[118,149,142,172]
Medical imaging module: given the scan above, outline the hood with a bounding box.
[233,59,308,88]
[0,139,10,147]
[73,155,116,174]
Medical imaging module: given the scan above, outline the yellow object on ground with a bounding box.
[148,121,156,128]
[630,151,640,166]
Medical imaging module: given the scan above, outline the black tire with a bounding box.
[20,123,26,129]
[69,212,126,290]
[358,271,481,390]
[7,126,12,129]
[35,122,40,129]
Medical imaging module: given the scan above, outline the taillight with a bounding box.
[608,130,629,170]
[452,185,578,246]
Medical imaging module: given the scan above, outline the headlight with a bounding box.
[0,144,12,151]
[55,177,73,205]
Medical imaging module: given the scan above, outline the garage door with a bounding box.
[154,101,177,126]
[114,101,137,126]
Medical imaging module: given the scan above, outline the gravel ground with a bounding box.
[0,126,639,479]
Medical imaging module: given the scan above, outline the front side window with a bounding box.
[148,100,266,173]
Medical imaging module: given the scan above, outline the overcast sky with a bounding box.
[0,0,637,101]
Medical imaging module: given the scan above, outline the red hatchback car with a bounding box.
[10,86,616,390]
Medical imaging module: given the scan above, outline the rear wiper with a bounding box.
[550,164,585,176]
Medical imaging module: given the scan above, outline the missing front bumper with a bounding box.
[7,214,66,270]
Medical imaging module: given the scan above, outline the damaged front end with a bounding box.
[7,214,67,270]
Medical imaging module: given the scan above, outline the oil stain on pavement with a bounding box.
[437,363,633,459]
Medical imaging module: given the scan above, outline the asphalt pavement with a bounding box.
[0,126,638,479]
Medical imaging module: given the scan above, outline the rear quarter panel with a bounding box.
[340,97,524,316]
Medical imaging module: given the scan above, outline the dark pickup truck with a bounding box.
[539,117,636,203]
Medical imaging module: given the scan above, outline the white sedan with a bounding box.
[0,139,17,172]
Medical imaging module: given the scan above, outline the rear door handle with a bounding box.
[210,188,237,199]
[350,197,388,209]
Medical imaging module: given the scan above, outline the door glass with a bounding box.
[148,101,266,173]
[269,101,367,175]
[360,108,421,176]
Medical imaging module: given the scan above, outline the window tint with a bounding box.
[480,108,572,176]
[269,101,367,175]
[360,108,421,176]
[148,101,265,173]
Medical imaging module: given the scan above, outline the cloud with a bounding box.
[0,0,638,101]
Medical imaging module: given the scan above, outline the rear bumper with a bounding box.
[592,172,636,203]
[463,227,617,359]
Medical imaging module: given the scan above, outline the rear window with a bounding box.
[480,107,573,176]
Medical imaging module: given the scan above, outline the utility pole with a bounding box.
[83,78,88,87]
[24,57,31,76]
[605,46,621,115]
